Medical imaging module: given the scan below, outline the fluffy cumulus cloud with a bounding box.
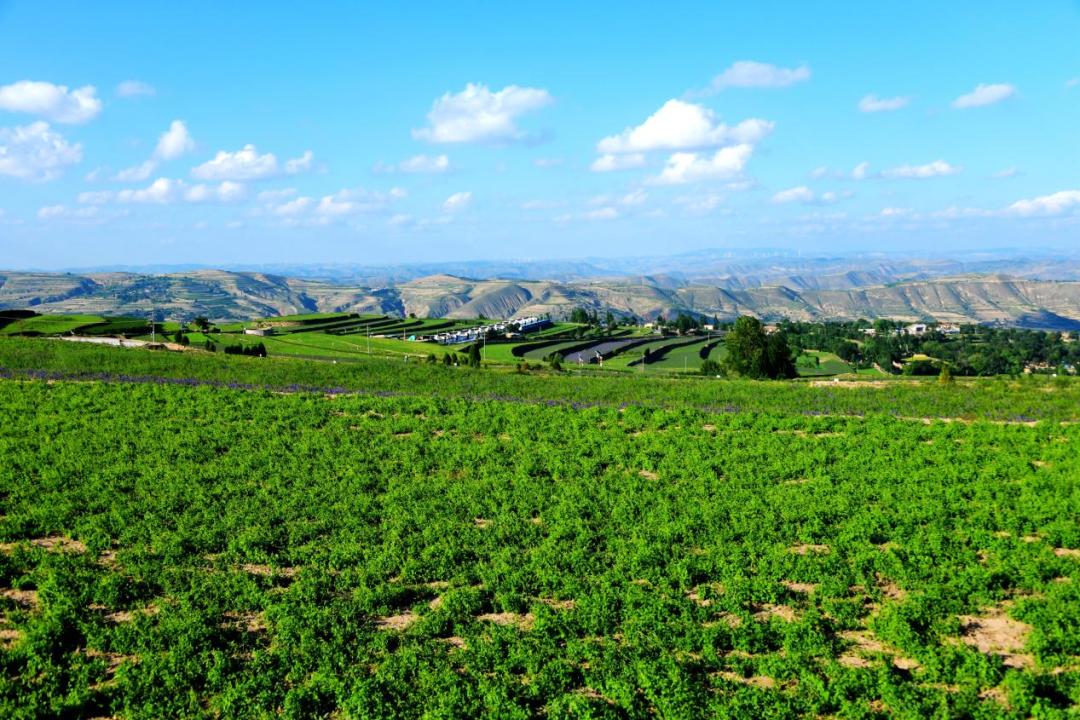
[651,144,754,185]
[858,94,910,112]
[413,83,553,144]
[952,83,1016,109]
[593,100,771,184]
[0,122,83,181]
[443,191,472,212]
[704,61,810,93]
[155,120,195,161]
[1005,190,1080,217]
[114,120,196,181]
[597,100,772,154]
[115,80,155,98]
[191,144,313,181]
[0,81,102,124]
[375,154,451,174]
[590,153,645,173]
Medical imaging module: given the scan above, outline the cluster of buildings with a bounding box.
[427,315,550,345]
[862,322,962,338]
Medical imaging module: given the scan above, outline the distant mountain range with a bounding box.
[5,250,1080,329]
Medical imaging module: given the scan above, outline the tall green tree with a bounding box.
[722,316,796,379]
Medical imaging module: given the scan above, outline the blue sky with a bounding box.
[1,1,1078,270]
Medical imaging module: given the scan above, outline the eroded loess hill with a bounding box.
[4,269,1080,327]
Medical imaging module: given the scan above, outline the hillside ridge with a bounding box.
[3,269,1080,328]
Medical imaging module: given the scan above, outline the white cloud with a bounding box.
[858,94,910,112]
[584,207,618,221]
[284,151,313,174]
[37,204,68,219]
[772,186,849,205]
[772,186,815,204]
[263,186,405,223]
[650,144,754,185]
[113,160,157,182]
[1067,78,1079,89]
[443,191,472,212]
[0,81,101,124]
[88,177,247,204]
[590,153,646,172]
[155,120,195,161]
[270,196,313,216]
[851,162,871,180]
[377,153,451,174]
[704,61,810,93]
[185,181,246,203]
[993,167,1019,179]
[113,120,195,181]
[809,166,829,179]
[952,83,1016,109]
[533,157,563,168]
[413,83,553,144]
[116,80,155,98]
[880,207,913,217]
[881,160,961,179]
[597,100,772,154]
[619,189,647,206]
[1005,190,1080,217]
[77,190,114,205]
[191,144,313,181]
[116,177,179,203]
[930,206,994,219]
[0,122,83,181]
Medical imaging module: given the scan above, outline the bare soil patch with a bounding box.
[1,588,38,607]
[782,581,817,594]
[0,536,87,554]
[789,543,830,555]
[221,611,266,633]
[839,630,920,670]
[376,611,420,631]
[752,603,797,622]
[714,671,779,689]
[1054,547,1080,558]
[537,598,576,611]
[477,612,535,630]
[957,606,1033,668]
[638,470,659,480]
[240,563,299,578]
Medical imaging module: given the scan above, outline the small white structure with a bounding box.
[244,327,274,336]
[902,323,928,337]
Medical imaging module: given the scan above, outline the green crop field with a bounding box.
[796,351,854,378]
[0,337,1078,718]
[0,314,106,336]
